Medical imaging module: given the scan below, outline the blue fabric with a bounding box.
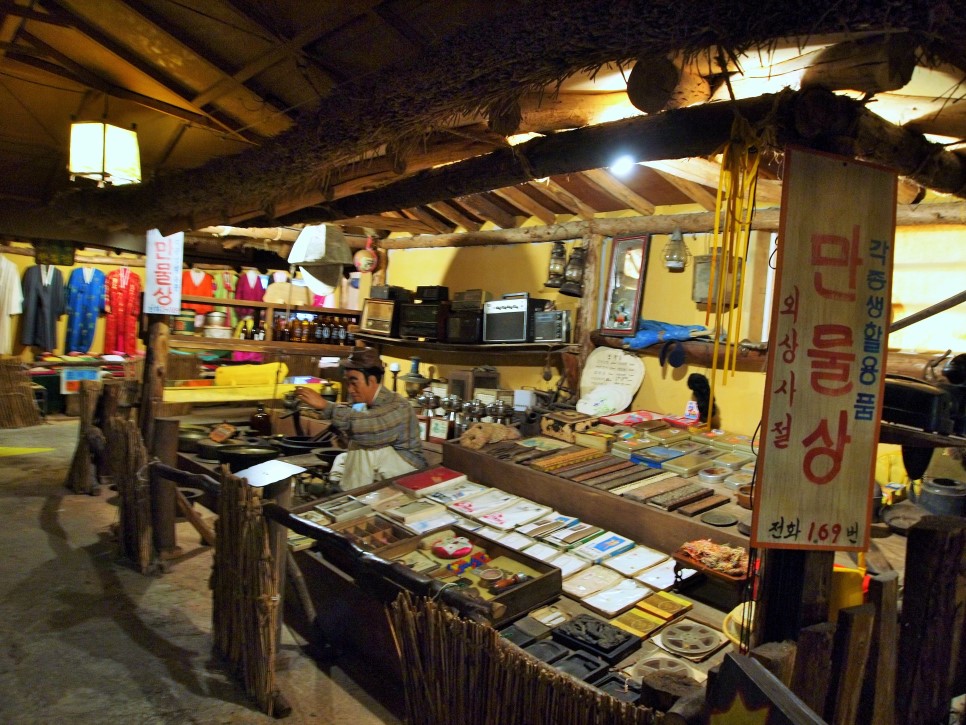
[624,319,711,350]
[65,268,106,353]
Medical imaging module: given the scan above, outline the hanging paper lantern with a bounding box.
[353,237,379,272]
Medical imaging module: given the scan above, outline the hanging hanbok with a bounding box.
[104,267,141,356]
[181,269,214,314]
[212,270,238,327]
[65,267,105,353]
[20,264,65,351]
[232,269,266,362]
[0,254,23,355]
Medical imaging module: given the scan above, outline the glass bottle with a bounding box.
[249,403,272,436]
[253,313,265,341]
[320,315,332,345]
[289,315,300,342]
[334,316,347,345]
[300,317,310,343]
[313,315,325,343]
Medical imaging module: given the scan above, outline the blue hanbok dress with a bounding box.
[65,267,105,353]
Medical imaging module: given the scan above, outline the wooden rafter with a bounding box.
[455,194,518,229]
[648,167,718,211]
[531,178,597,220]
[0,1,72,26]
[426,201,481,231]
[580,168,656,215]
[401,207,453,234]
[491,186,556,224]
[330,214,437,235]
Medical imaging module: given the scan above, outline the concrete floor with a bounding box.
[0,418,401,725]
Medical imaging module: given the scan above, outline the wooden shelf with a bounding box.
[355,332,574,356]
[878,422,966,448]
[180,294,360,317]
[168,334,354,356]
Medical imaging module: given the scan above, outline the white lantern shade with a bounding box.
[69,122,141,185]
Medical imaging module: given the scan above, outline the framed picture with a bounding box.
[601,234,649,336]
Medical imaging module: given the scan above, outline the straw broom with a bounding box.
[0,357,42,429]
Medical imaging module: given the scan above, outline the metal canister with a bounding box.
[917,477,966,517]
[173,309,196,335]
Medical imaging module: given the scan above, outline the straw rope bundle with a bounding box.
[212,469,282,715]
[0,357,42,429]
[65,379,103,494]
[105,416,155,573]
[389,593,661,725]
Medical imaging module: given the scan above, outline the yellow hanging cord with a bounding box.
[705,114,762,427]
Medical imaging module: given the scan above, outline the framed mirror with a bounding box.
[601,234,650,336]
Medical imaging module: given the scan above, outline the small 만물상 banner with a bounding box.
[752,147,896,551]
[143,228,184,315]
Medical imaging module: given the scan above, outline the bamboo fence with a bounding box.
[105,415,155,573]
[212,469,282,716]
[65,379,103,494]
[0,357,42,429]
[389,593,662,725]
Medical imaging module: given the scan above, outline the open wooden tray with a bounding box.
[671,548,750,586]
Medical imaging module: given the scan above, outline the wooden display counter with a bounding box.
[442,441,748,554]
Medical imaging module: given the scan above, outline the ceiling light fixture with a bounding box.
[68,121,141,187]
[609,154,636,177]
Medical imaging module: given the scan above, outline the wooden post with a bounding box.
[150,418,180,558]
[824,603,875,725]
[897,516,966,725]
[858,571,898,725]
[749,641,796,686]
[139,315,169,448]
[756,549,833,643]
[790,622,836,715]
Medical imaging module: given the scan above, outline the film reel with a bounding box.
[659,621,723,657]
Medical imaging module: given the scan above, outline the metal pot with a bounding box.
[917,477,966,517]
[177,428,209,453]
[272,435,332,456]
[195,438,225,461]
[204,311,227,327]
[214,444,279,472]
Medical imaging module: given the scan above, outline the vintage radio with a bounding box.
[533,310,571,343]
[483,294,550,343]
[882,375,954,434]
[446,308,483,343]
[369,285,413,302]
[451,289,492,311]
[415,285,449,302]
[359,298,399,337]
[398,301,450,340]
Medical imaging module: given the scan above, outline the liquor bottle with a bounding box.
[313,315,325,343]
[300,317,310,343]
[320,315,332,345]
[249,403,272,436]
[253,313,266,341]
[288,315,299,343]
[334,317,347,345]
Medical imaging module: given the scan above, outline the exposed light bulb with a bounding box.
[609,154,636,177]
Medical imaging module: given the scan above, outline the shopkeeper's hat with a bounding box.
[339,346,384,373]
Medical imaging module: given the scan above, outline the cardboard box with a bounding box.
[540,410,598,443]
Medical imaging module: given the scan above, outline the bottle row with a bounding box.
[268,313,357,345]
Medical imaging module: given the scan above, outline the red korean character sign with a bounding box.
[752,148,896,551]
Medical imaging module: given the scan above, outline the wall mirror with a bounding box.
[601,234,649,336]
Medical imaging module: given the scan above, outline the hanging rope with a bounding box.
[705,112,764,424]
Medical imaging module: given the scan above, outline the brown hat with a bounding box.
[339,346,384,372]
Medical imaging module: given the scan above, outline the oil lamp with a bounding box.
[545,242,567,288]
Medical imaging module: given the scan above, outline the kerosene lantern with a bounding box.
[398,356,430,400]
[559,243,586,297]
[545,242,567,288]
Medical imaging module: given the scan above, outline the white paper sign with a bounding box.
[144,228,184,314]
[235,459,306,487]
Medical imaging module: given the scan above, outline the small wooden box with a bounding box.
[330,514,417,553]
[379,525,562,626]
[540,410,598,443]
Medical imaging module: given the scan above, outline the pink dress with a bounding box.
[232,271,266,362]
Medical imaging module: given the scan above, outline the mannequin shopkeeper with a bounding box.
[296,347,427,489]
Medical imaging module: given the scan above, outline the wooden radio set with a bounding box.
[360,288,570,344]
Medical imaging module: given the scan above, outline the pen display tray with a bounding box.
[331,515,415,552]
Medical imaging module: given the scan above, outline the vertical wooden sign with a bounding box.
[752,148,896,551]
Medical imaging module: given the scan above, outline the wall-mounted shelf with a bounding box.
[354,332,575,356]
[589,330,768,372]
[168,335,354,356]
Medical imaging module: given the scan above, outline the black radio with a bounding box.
[398,301,450,340]
[533,310,570,343]
[451,289,492,310]
[483,294,550,343]
[446,308,483,343]
[415,285,449,302]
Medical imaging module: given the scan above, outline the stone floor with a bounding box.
[0,417,401,725]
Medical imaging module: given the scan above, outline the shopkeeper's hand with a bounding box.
[295,386,327,410]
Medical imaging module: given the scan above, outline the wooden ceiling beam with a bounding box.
[455,193,518,229]
[581,168,656,215]
[4,47,247,135]
[272,88,966,229]
[427,201,481,231]
[491,186,556,224]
